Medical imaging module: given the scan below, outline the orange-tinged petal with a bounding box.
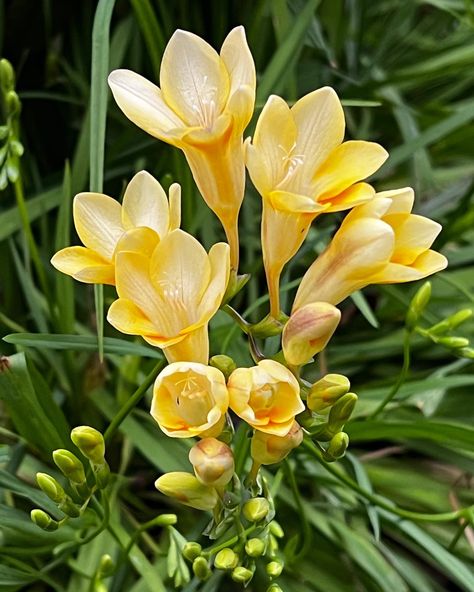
[107,298,158,336]
[269,190,329,214]
[373,250,448,284]
[160,30,229,128]
[386,213,442,265]
[108,69,185,142]
[322,182,376,212]
[73,193,123,260]
[122,171,170,237]
[313,140,388,199]
[51,246,114,285]
[114,227,160,258]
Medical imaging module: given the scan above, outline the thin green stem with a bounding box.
[104,359,165,443]
[369,329,411,419]
[448,518,471,551]
[302,439,473,523]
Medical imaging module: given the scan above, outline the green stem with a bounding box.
[302,439,473,523]
[448,517,471,551]
[204,525,257,556]
[369,329,411,419]
[104,359,165,443]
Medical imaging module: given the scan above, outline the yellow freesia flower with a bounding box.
[293,188,448,309]
[108,26,256,271]
[189,438,234,487]
[107,229,230,363]
[155,472,218,510]
[227,360,304,436]
[51,171,180,285]
[246,89,388,316]
[150,362,229,438]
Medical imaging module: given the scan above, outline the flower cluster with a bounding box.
[51,26,447,589]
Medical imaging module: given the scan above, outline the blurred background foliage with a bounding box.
[1,0,474,590]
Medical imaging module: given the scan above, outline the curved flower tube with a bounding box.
[246,89,388,316]
[51,171,180,285]
[293,188,448,309]
[107,229,230,363]
[108,26,256,271]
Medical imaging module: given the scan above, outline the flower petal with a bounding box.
[375,250,447,283]
[323,182,376,212]
[163,324,210,364]
[168,183,182,231]
[269,190,330,214]
[107,298,159,336]
[51,246,114,285]
[114,227,160,258]
[122,171,170,237]
[198,242,230,320]
[378,187,414,213]
[386,213,442,265]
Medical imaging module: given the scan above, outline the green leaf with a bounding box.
[351,291,379,328]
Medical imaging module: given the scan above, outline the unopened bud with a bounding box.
[429,309,473,335]
[155,472,218,511]
[71,426,105,464]
[193,556,211,581]
[267,584,283,592]
[98,554,115,578]
[268,534,279,557]
[5,90,20,116]
[283,302,341,366]
[231,566,254,584]
[214,548,239,570]
[189,438,234,487]
[251,422,303,466]
[436,336,469,349]
[406,282,431,329]
[209,355,236,379]
[251,312,288,338]
[245,537,266,557]
[0,59,15,91]
[326,432,349,460]
[327,393,358,433]
[459,347,474,359]
[36,473,65,503]
[269,521,284,538]
[153,513,177,526]
[266,560,283,577]
[182,542,202,561]
[307,374,350,412]
[31,509,58,531]
[243,497,270,522]
[52,449,86,484]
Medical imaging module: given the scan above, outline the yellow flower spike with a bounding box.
[108,26,256,271]
[150,362,229,438]
[282,302,341,367]
[155,472,219,511]
[189,438,235,487]
[51,171,181,285]
[293,188,448,309]
[251,421,303,466]
[227,360,304,436]
[246,89,388,316]
[107,229,230,363]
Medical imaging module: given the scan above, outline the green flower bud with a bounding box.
[429,309,473,335]
[307,374,350,412]
[267,534,279,558]
[30,509,58,531]
[98,554,115,578]
[223,271,251,304]
[71,426,105,464]
[406,282,431,330]
[459,347,474,359]
[154,513,177,526]
[214,548,239,570]
[182,542,202,562]
[231,566,254,584]
[269,521,284,538]
[327,393,358,433]
[36,473,65,503]
[209,355,237,379]
[436,336,469,349]
[326,432,349,460]
[245,537,266,557]
[192,556,211,581]
[0,59,15,92]
[52,449,86,484]
[266,560,283,577]
[242,497,270,522]
[267,584,283,592]
[6,90,21,116]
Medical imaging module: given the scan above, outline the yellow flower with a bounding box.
[51,171,180,285]
[107,229,230,363]
[227,360,304,436]
[188,438,234,487]
[108,27,256,271]
[251,421,303,465]
[282,302,341,367]
[150,362,229,438]
[293,188,448,309]
[155,472,218,510]
[246,89,388,316]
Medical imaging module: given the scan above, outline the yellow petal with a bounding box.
[163,324,209,364]
[107,298,158,336]
[378,187,414,213]
[73,193,123,260]
[114,227,160,258]
[51,246,114,285]
[160,30,230,128]
[313,140,388,199]
[322,182,375,212]
[386,213,442,265]
[122,171,169,237]
[374,250,448,284]
[168,183,181,231]
[108,69,185,142]
[269,190,330,214]
[197,242,230,320]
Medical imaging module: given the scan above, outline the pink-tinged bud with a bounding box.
[307,374,350,412]
[251,421,303,465]
[282,302,341,366]
[189,438,235,487]
[155,472,218,511]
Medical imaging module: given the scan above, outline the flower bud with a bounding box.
[326,432,349,460]
[209,355,236,380]
[52,449,86,484]
[242,497,270,522]
[182,542,202,561]
[214,548,239,570]
[327,393,358,434]
[36,473,65,503]
[231,566,254,584]
[71,426,105,464]
[6,90,21,116]
[267,584,283,592]
[189,438,235,487]
[307,374,350,412]
[155,472,218,511]
[98,554,115,578]
[0,58,15,92]
[282,302,341,366]
[153,513,178,526]
[245,537,266,557]
[446,309,473,329]
[251,422,303,466]
[193,556,211,581]
[436,336,469,349]
[266,560,283,577]
[459,347,474,359]
[269,521,284,538]
[406,281,431,330]
[30,509,59,531]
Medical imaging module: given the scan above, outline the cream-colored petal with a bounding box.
[122,171,169,237]
[226,85,256,134]
[108,69,185,142]
[51,246,114,285]
[168,183,181,231]
[387,214,442,265]
[160,30,230,128]
[73,193,124,260]
[269,190,330,214]
[291,87,345,180]
[107,298,158,336]
[114,227,160,258]
[198,242,230,320]
[313,141,388,199]
[322,182,375,212]
[378,187,414,213]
